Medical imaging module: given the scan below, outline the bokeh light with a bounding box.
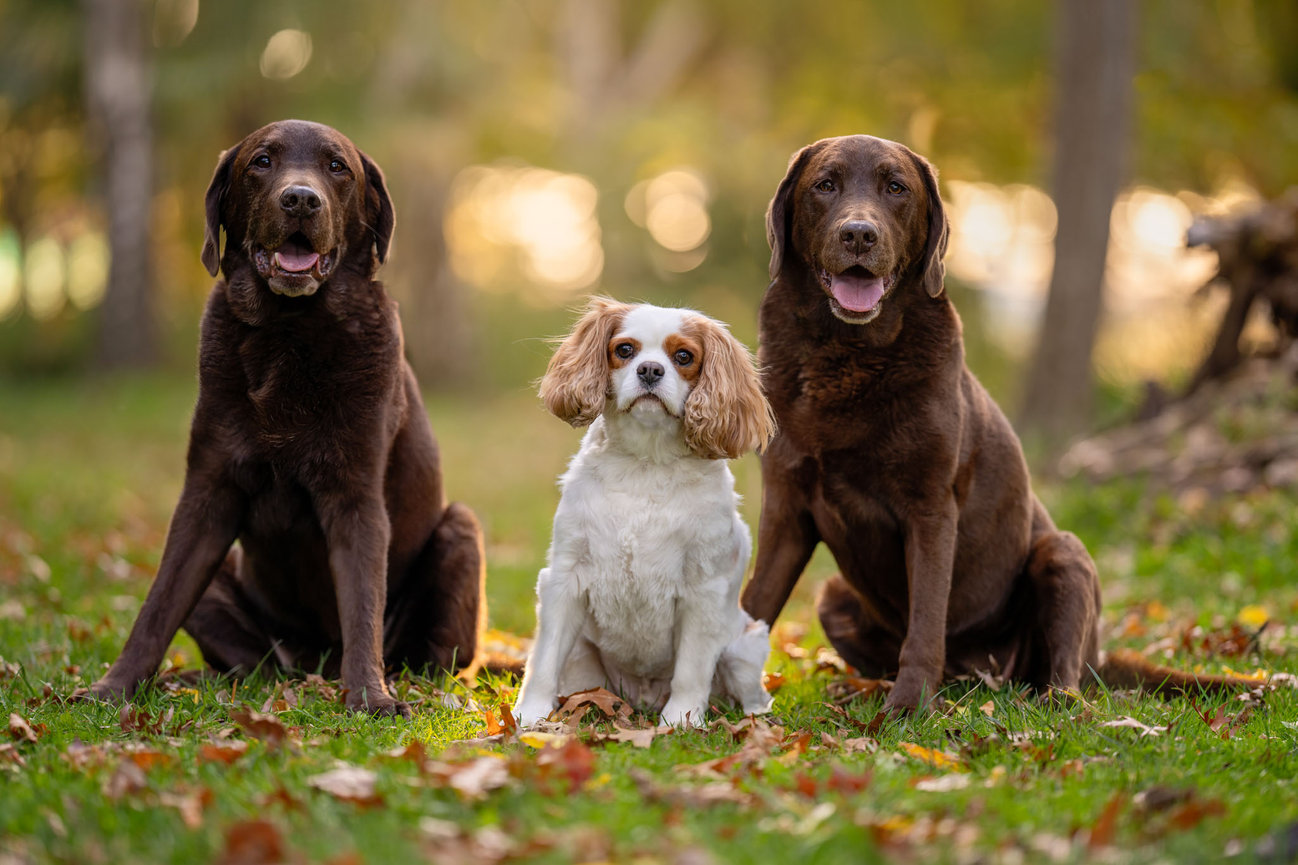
[445,164,603,301]
[23,237,66,322]
[626,168,711,270]
[260,29,313,80]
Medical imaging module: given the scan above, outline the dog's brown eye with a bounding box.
[614,343,635,359]
[252,154,272,169]
[673,349,693,366]
[814,179,836,193]
[887,181,906,195]
[329,159,346,174]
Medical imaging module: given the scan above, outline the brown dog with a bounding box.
[81,120,485,716]
[743,135,1266,711]
[744,135,1147,713]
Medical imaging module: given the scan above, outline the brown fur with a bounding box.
[742,135,1258,712]
[78,120,485,716]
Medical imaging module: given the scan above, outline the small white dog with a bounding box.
[512,298,778,728]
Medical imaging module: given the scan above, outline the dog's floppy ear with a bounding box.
[361,151,396,265]
[682,316,776,460]
[540,296,630,427]
[909,148,950,299]
[766,142,820,281]
[201,145,240,277]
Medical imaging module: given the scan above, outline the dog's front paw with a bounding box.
[512,700,555,728]
[346,690,412,719]
[659,700,707,729]
[882,670,941,715]
[72,676,138,704]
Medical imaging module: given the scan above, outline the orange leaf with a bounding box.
[1088,792,1127,849]
[898,742,965,771]
[199,741,249,765]
[230,709,289,748]
[215,819,287,865]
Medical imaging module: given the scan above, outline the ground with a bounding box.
[1,372,1296,864]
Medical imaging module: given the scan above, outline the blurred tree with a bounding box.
[1018,0,1136,443]
[83,0,156,368]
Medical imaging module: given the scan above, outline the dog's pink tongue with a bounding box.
[273,241,319,273]
[831,272,886,312]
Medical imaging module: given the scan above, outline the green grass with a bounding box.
[1,371,1296,864]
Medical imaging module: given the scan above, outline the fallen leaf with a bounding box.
[230,708,290,748]
[534,738,596,789]
[307,764,383,807]
[199,741,249,765]
[103,758,148,799]
[385,739,428,765]
[519,731,570,749]
[598,724,657,749]
[1100,716,1168,737]
[427,755,513,800]
[160,788,212,829]
[125,748,173,771]
[763,672,787,693]
[1167,797,1227,830]
[898,742,966,772]
[215,819,287,865]
[1088,792,1127,849]
[8,713,40,744]
[1237,605,1270,629]
[826,676,890,705]
[119,704,169,735]
[914,773,972,792]
[0,743,27,768]
[554,688,633,724]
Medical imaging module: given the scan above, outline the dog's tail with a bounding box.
[1095,648,1267,695]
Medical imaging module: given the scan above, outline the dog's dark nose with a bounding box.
[637,361,665,387]
[279,185,322,217]
[840,220,878,254]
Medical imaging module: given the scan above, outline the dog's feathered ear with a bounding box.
[682,316,777,460]
[360,151,396,266]
[909,148,949,299]
[201,145,240,277]
[539,296,630,427]
[766,142,820,281]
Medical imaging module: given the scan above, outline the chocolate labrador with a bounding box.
[80,120,485,716]
[742,135,1254,713]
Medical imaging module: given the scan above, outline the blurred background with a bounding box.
[1,0,1297,635]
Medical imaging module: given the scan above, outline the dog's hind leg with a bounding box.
[385,501,486,678]
[183,550,279,676]
[1023,498,1102,694]
[714,614,774,716]
[816,574,903,678]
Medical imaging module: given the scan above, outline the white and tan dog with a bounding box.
[512,298,777,728]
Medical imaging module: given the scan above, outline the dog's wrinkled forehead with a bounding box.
[803,135,924,194]
[237,119,360,174]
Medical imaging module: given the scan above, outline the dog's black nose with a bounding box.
[637,361,665,387]
[840,220,878,254]
[280,185,322,217]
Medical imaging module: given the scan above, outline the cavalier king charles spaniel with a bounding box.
[512,298,778,728]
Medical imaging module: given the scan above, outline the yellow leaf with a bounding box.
[1237,605,1269,629]
[1146,600,1170,623]
[1220,665,1268,683]
[519,731,571,749]
[898,741,966,772]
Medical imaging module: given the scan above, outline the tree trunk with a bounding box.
[1018,0,1136,443]
[83,0,156,368]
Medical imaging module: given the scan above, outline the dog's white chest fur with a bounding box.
[557,424,744,679]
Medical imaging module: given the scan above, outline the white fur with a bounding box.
[513,305,773,728]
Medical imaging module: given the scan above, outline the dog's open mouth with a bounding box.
[254,233,336,296]
[818,265,894,324]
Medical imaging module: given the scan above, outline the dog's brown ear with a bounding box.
[361,151,396,265]
[765,143,821,281]
[682,316,776,460]
[539,297,630,427]
[910,149,950,299]
[201,145,240,277]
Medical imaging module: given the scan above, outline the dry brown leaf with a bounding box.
[1100,716,1168,738]
[554,688,633,724]
[0,742,27,768]
[426,755,514,800]
[215,819,288,865]
[119,704,169,736]
[160,788,212,829]
[307,764,383,807]
[595,724,657,749]
[125,748,173,772]
[534,738,596,788]
[1088,792,1127,849]
[230,708,290,748]
[199,741,249,765]
[103,758,148,799]
[8,713,40,744]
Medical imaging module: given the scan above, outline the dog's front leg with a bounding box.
[887,502,958,713]
[323,495,407,717]
[661,582,732,728]
[80,468,243,702]
[513,567,586,727]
